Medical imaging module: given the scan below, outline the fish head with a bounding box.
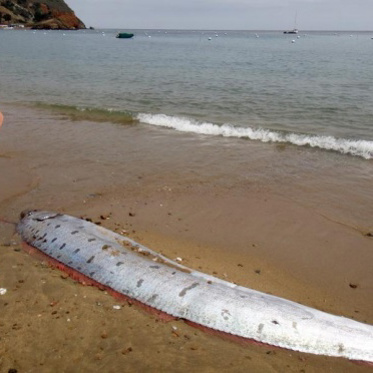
[19,210,61,222]
[18,210,63,240]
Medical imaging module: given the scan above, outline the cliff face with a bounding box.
[0,0,86,29]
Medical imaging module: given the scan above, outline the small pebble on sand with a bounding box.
[121,347,133,355]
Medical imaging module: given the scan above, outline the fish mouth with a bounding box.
[20,209,38,220]
[19,210,61,221]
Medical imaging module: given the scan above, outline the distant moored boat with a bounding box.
[116,32,134,39]
[284,29,299,34]
[284,12,299,34]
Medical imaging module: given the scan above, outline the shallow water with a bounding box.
[1,104,372,233]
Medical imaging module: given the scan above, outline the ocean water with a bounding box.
[1,28,373,159]
[1,28,373,229]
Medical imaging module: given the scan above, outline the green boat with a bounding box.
[116,32,134,39]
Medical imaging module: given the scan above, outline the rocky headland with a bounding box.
[0,0,85,29]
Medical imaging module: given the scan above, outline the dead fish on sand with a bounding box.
[17,210,373,363]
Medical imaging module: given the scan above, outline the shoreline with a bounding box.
[0,104,372,372]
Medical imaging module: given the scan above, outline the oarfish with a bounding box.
[17,210,373,363]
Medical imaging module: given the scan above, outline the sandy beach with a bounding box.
[0,104,372,372]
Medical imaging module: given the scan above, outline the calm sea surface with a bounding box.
[1,28,373,159]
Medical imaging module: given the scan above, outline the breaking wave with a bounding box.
[137,113,373,160]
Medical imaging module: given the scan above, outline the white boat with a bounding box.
[284,28,298,34]
[284,12,299,34]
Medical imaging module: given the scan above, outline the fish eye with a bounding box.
[20,210,37,219]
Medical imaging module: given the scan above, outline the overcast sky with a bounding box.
[65,0,373,31]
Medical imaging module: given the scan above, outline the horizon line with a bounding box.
[89,27,373,32]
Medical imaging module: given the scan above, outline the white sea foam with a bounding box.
[137,113,373,160]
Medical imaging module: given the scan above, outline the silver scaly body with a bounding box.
[17,210,373,363]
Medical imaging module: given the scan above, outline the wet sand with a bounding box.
[0,104,372,372]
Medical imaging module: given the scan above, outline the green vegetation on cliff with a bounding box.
[0,0,85,29]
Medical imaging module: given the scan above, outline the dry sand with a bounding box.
[0,105,372,372]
